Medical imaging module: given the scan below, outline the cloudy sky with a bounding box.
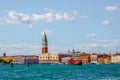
[0,0,120,56]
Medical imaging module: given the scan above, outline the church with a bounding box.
[39,31,71,64]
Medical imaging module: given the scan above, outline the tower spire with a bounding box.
[42,31,48,54]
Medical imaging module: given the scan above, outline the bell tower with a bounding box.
[42,31,48,54]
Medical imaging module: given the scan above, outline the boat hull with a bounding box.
[66,59,82,65]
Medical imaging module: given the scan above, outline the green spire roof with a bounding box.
[42,31,47,41]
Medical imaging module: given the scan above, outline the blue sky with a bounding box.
[0,0,120,56]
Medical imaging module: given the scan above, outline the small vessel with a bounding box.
[10,63,13,67]
[66,59,82,65]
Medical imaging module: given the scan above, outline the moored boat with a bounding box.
[66,59,82,65]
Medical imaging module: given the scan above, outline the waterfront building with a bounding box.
[12,55,39,64]
[72,53,90,64]
[61,57,72,64]
[72,53,81,60]
[39,31,72,64]
[42,31,48,54]
[90,53,98,64]
[39,53,59,64]
[24,57,39,64]
[39,53,72,64]
[1,56,12,63]
[12,55,25,64]
[90,53,111,64]
[97,54,111,64]
[0,56,2,59]
[111,52,120,63]
[79,53,91,64]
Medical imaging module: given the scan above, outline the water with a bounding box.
[0,64,120,80]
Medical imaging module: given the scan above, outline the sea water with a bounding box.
[0,64,120,80]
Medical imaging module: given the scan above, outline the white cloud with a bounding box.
[80,16,88,19]
[96,40,110,43]
[0,18,3,24]
[74,40,120,53]
[105,6,118,12]
[0,43,40,56]
[87,34,96,37]
[0,43,67,56]
[49,45,68,53]
[72,10,80,15]
[48,40,120,54]
[96,40,120,46]
[0,22,3,24]
[32,12,74,22]
[101,20,111,26]
[6,11,33,24]
[0,40,120,56]
[63,12,74,20]
[0,9,79,27]
[44,8,56,13]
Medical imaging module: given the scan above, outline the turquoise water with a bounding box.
[0,64,120,80]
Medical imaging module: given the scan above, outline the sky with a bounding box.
[0,0,120,56]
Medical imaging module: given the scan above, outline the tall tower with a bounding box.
[42,31,48,54]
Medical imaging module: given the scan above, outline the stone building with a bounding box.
[90,53,98,64]
[97,54,111,64]
[39,53,72,64]
[72,52,91,64]
[39,31,72,64]
[91,53,111,64]
[79,53,90,64]
[61,57,72,64]
[111,53,120,63]
[12,55,39,64]
[72,53,81,60]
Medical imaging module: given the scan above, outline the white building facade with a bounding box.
[111,55,120,63]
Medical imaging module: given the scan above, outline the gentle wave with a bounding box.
[0,64,120,80]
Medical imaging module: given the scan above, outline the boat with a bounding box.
[66,59,82,65]
[10,63,14,67]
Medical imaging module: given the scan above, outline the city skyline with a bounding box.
[0,0,120,56]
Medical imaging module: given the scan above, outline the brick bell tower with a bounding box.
[42,31,48,54]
